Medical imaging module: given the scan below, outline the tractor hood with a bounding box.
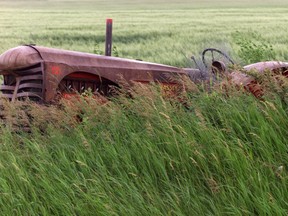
[0,46,186,76]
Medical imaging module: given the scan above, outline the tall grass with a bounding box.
[0,77,287,215]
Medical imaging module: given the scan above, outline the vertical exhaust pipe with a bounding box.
[105,18,113,56]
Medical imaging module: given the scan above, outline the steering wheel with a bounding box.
[202,48,235,68]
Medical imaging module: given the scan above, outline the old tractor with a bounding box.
[0,44,287,103]
[0,20,287,102]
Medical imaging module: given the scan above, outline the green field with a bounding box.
[1,0,288,66]
[0,0,288,215]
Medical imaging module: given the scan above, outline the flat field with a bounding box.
[1,0,288,66]
[0,0,287,215]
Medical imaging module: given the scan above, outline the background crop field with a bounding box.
[1,0,288,66]
[0,0,288,215]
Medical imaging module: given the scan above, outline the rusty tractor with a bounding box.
[0,45,287,103]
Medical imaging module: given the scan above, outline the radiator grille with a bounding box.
[0,63,43,102]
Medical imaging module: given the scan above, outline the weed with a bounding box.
[93,42,103,55]
[232,31,276,64]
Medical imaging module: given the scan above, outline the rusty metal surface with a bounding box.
[0,63,43,101]
[0,46,42,70]
[231,61,288,97]
[0,45,185,75]
[105,18,113,56]
[244,61,288,72]
[0,45,287,102]
[0,45,186,102]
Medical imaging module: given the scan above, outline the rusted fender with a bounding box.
[229,61,288,97]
